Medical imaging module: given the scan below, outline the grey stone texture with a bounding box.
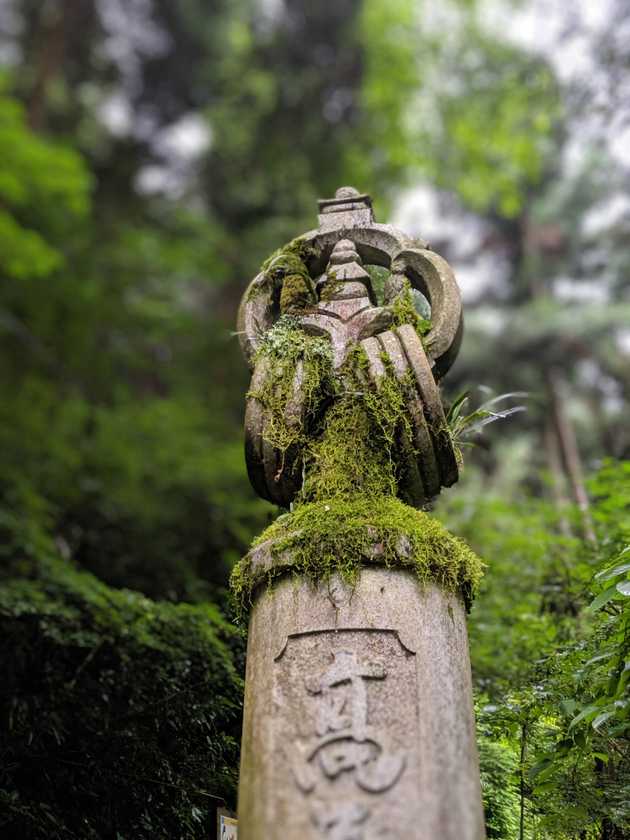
[238,569,485,840]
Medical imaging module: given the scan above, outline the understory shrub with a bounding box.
[0,535,244,840]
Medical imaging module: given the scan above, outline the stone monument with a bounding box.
[232,187,486,839]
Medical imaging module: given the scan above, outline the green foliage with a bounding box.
[0,86,91,279]
[0,82,259,834]
[353,2,562,215]
[0,538,243,839]
[477,733,521,838]
[446,389,527,451]
[421,32,562,217]
[438,460,630,837]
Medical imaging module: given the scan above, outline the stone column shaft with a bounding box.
[238,569,485,840]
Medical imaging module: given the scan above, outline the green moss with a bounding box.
[318,270,344,302]
[260,235,317,277]
[248,316,334,457]
[299,398,394,502]
[247,236,319,307]
[391,278,431,337]
[231,496,484,613]
[297,350,417,504]
[279,272,316,313]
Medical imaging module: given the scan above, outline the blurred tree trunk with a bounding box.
[543,418,572,537]
[27,0,79,131]
[545,369,596,544]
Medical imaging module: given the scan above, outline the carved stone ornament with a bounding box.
[237,187,463,509]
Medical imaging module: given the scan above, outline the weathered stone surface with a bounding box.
[235,187,484,839]
[237,188,462,379]
[238,569,485,840]
[396,323,459,487]
[299,239,393,370]
[241,220,461,508]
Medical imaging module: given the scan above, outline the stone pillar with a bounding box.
[239,569,484,840]
[233,187,486,839]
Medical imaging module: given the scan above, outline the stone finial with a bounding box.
[317,186,373,230]
[234,187,484,840]
[335,186,361,199]
[324,239,371,283]
[238,185,464,507]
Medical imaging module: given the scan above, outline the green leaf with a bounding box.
[583,653,613,668]
[615,580,630,596]
[587,585,619,612]
[596,562,630,581]
[592,711,615,730]
[446,391,470,424]
[569,704,600,729]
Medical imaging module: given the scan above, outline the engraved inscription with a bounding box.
[293,650,406,798]
[311,800,369,840]
[273,629,417,839]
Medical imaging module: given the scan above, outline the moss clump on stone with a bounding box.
[245,236,319,307]
[299,398,395,502]
[297,350,416,504]
[254,237,319,313]
[260,235,317,278]
[279,271,316,313]
[248,315,334,458]
[231,496,484,613]
[391,278,431,337]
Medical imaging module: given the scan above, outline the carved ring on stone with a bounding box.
[237,227,462,380]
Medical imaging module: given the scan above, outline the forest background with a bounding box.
[0,0,629,838]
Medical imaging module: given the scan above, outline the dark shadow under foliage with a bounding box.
[0,544,244,840]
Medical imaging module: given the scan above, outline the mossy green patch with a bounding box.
[319,270,344,302]
[247,236,319,306]
[391,278,431,337]
[260,235,318,277]
[279,272,316,313]
[299,398,395,502]
[248,316,334,457]
[297,349,416,504]
[230,496,484,614]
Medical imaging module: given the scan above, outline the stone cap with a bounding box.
[318,186,374,231]
[318,186,373,214]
